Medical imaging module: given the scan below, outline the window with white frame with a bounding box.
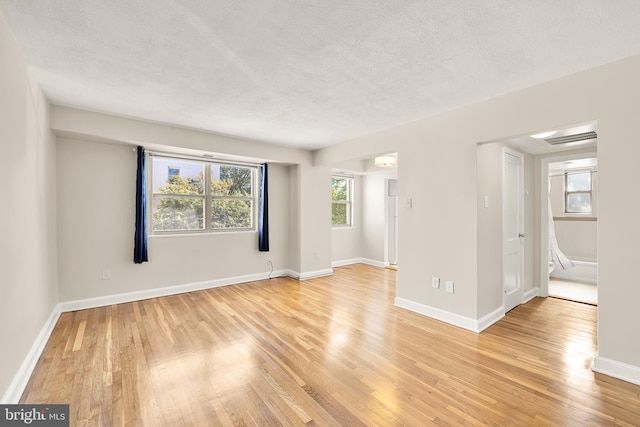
[331,175,353,226]
[151,155,256,233]
[565,171,592,214]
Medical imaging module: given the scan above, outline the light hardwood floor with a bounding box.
[21,264,640,426]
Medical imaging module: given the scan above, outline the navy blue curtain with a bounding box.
[134,146,148,263]
[258,163,270,252]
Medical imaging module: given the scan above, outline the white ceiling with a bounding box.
[2,1,640,150]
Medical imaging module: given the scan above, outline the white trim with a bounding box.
[332,258,362,267]
[394,297,501,333]
[592,355,640,386]
[523,287,540,303]
[1,305,62,404]
[550,260,597,284]
[297,268,334,280]
[477,306,505,332]
[361,258,387,268]
[332,258,386,268]
[59,271,289,312]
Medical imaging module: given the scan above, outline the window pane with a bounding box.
[332,203,351,225]
[332,177,348,201]
[566,193,592,213]
[566,172,591,191]
[152,158,204,194]
[212,200,253,229]
[152,197,203,231]
[211,165,253,196]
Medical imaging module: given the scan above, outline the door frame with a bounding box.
[386,179,399,266]
[503,147,524,312]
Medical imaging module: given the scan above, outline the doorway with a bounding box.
[543,155,598,305]
[477,121,598,315]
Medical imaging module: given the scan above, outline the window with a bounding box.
[151,155,256,233]
[565,171,592,214]
[331,176,353,226]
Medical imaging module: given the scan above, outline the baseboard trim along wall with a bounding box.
[60,267,336,313]
[394,297,503,333]
[550,260,597,284]
[523,287,540,304]
[478,306,505,332]
[60,270,294,312]
[593,356,640,386]
[297,268,334,280]
[332,258,386,268]
[2,306,62,404]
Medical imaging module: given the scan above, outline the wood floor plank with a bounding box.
[20,264,640,426]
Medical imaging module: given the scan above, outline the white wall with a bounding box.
[57,138,295,301]
[315,54,640,375]
[476,143,504,316]
[294,164,333,277]
[1,15,58,401]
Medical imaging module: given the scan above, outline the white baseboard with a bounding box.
[60,270,291,312]
[1,305,62,404]
[394,297,498,333]
[592,355,640,386]
[523,287,540,303]
[332,258,386,268]
[332,258,361,268]
[550,261,597,284]
[297,268,334,280]
[477,306,505,332]
[361,258,386,268]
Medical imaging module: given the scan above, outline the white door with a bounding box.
[503,149,524,312]
[387,180,399,265]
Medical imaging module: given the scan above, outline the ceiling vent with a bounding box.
[544,131,597,145]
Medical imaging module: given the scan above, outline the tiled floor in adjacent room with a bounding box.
[549,279,597,305]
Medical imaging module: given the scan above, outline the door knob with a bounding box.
[518,233,525,238]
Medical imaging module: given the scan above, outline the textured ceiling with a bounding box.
[2,1,640,150]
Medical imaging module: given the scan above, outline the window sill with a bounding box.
[552,216,597,221]
[150,229,257,238]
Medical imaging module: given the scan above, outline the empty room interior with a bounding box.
[3,2,640,425]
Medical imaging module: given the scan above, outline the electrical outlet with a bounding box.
[431,276,440,289]
[446,281,454,294]
[102,269,111,280]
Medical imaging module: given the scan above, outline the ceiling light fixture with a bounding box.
[375,156,397,167]
[530,131,556,139]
